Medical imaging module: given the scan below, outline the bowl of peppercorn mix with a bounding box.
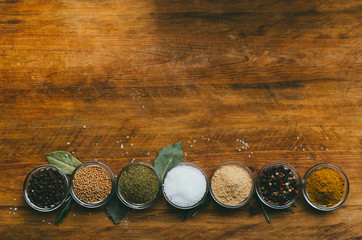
[256,162,301,209]
[70,161,115,208]
[23,164,69,212]
[302,163,349,211]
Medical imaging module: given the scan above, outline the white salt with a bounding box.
[163,165,207,208]
[121,144,124,149]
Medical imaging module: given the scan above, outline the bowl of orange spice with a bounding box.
[302,163,349,211]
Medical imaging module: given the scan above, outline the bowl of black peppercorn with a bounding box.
[256,162,301,209]
[23,164,69,212]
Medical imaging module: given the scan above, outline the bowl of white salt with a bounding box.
[162,162,208,209]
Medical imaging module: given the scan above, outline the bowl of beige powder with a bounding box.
[210,162,254,208]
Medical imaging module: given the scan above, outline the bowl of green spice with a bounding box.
[116,162,161,209]
[302,163,349,211]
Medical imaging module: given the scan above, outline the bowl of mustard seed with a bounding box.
[116,162,161,209]
[302,163,349,211]
[70,161,115,208]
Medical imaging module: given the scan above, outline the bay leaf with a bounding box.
[106,194,128,224]
[153,141,183,181]
[45,151,82,175]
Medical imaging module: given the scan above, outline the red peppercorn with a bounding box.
[280,187,283,191]
[295,190,299,194]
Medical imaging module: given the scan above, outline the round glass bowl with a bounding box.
[70,161,115,208]
[256,162,301,209]
[116,162,162,209]
[302,163,349,211]
[209,162,254,208]
[162,162,209,210]
[23,164,69,212]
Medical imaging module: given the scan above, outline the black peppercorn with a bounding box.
[258,165,299,206]
[27,168,67,208]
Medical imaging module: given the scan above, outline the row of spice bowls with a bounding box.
[23,161,349,213]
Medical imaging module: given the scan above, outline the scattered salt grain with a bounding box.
[147,152,150,156]
[67,142,70,145]
[121,144,124,149]
[236,139,239,142]
[42,220,45,222]
[126,136,130,139]
[248,155,251,158]
[326,148,329,151]
[73,214,76,216]
[72,151,75,154]
[297,137,300,140]
[326,137,329,140]
[48,222,51,225]
[321,147,324,150]
[10,207,12,210]
[126,152,128,154]
[142,106,145,109]
[14,208,17,211]
[190,145,193,148]
[89,212,91,215]
[251,152,253,154]
[130,144,133,147]
[238,149,241,152]
[193,140,196,143]
[82,125,86,129]
[188,141,190,143]
[163,164,207,208]
[201,136,204,138]
[14,199,16,201]
[117,141,119,143]
[13,212,15,215]
[302,149,305,151]
[307,156,310,159]
[207,138,210,141]
[241,146,245,149]
[185,152,187,156]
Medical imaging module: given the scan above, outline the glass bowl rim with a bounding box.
[255,161,301,209]
[302,163,349,211]
[23,164,69,212]
[209,161,255,208]
[162,162,209,210]
[116,162,162,210]
[70,160,115,208]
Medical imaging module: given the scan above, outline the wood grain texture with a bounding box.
[0,0,361,239]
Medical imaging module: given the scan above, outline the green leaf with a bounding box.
[55,196,73,225]
[153,142,184,181]
[45,151,82,175]
[106,194,128,224]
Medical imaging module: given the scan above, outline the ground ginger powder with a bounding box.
[306,168,345,207]
[211,164,252,206]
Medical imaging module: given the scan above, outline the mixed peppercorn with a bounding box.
[27,168,67,208]
[258,165,299,206]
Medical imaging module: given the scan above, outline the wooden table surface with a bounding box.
[0,0,361,239]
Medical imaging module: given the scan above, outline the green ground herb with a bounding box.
[118,164,159,204]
